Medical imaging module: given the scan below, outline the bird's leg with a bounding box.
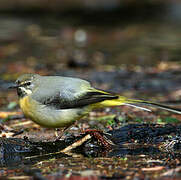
[55,122,78,140]
[55,128,60,137]
[55,126,71,140]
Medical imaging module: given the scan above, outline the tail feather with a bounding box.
[124,103,152,112]
[125,99,181,114]
[94,91,181,114]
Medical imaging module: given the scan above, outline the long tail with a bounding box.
[125,99,181,114]
[99,95,181,114]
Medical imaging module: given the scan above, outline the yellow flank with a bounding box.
[93,96,128,108]
[99,99,124,107]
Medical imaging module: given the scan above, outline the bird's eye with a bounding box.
[16,80,20,84]
[25,82,31,86]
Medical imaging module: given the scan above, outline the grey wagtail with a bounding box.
[10,73,181,129]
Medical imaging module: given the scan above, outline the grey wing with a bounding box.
[40,91,118,109]
[31,77,118,109]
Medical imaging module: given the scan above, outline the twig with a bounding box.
[60,134,91,153]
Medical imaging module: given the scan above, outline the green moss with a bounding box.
[157,117,179,124]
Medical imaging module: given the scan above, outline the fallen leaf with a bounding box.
[0,111,21,119]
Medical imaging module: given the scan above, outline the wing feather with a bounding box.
[36,90,118,109]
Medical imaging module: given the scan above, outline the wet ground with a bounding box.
[1,4,181,179]
[0,122,181,179]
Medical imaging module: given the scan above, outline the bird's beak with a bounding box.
[8,83,19,89]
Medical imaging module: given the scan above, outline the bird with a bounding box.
[10,74,181,131]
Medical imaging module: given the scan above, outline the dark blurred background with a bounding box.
[1,0,181,97]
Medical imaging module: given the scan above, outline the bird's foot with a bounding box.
[54,127,69,141]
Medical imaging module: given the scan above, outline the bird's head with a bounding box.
[10,74,41,98]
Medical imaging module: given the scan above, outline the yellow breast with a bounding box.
[19,96,34,118]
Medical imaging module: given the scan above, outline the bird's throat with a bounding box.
[17,87,32,98]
